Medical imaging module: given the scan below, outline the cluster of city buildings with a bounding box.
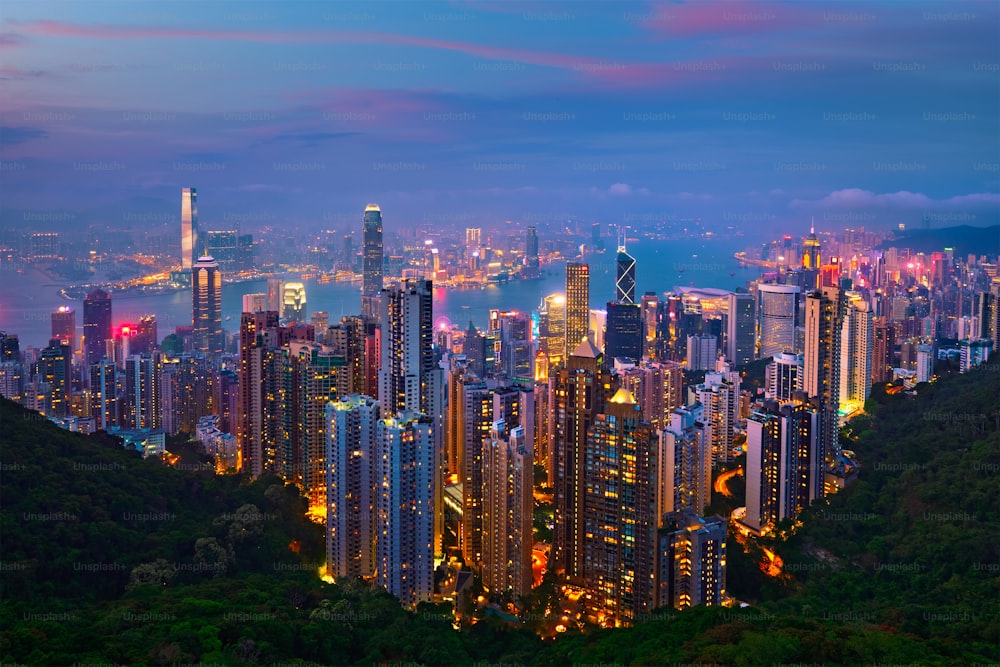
[2,191,998,628]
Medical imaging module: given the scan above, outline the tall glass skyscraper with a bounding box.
[362,204,383,320]
[181,187,198,270]
[83,288,112,369]
[565,262,590,358]
[615,243,636,305]
[192,255,222,356]
[755,284,801,359]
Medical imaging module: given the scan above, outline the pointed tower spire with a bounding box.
[810,216,815,235]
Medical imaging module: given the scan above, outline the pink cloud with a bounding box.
[10,20,604,71]
[641,0,820,38]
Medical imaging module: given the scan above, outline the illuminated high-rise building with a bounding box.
[83,288,112,370]
[465,384,533,568]
[802,219,821,270]
[658,403,712,518]
[277,341,347,503]
[378,279,441,420]
[725,291,755,366]
[131,315,158,356]
[123,352,162,430]
[804,285,845,470]
[374,412,435,608]
[565,262,590,357]
[37,338,71,417]
[755,284,800,359]
[551,337,612,580]
[238,310,280,477]
[160,353,213,436]
[181,187,198,270]
[282,282,307,322]
[326,315,367,396]
[613,358,683,431]
[325,394,379,581]
[51,306,75,354]
[656,510,727,610]
[615,241,636,305]
[362,204,384,320]
[89,358,117,430]
[840,291,873,408]
[378,278,444,558]
[481,419,533,601]
[765,352,803,401]
[640,292,659,356]
[581,388,658,625]
[691,368,741,465]
[605,302,642,363]
[537,293,566,368]
[745,396,821,534]
[490,309,533,381]
[192,256,223,356]
[872,317,895,383]
[465,227,481,258]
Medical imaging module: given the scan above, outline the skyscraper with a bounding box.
[804,285,845,471]
[745,396,821,534]
[378,278,444,560]
[565,262,590,357]
[872,317,895,383]
[686,334,718,371]
[123,353,162,430]
[582,388,658,625]
[615,241,636,305]
[51,306,75,354]
[490,309,533,380]
[89,358,117,430]
[725,291,755,366]
[755,284,801,359]
[613,359,683,431]
[765,352,804,401]
[266,278,283,313]
[605,302,642,363]
[658,403,712,518]
[840,292,873,408]
[802,219,821,270]
[656,511,727,610]
[374,412,435,608]
[192,256,223,356]
[37,338,71,417]
[551,337,612,580]
[481,420,533,601]
[378,279,439,417]
[181,187,198,270]
[524,226,539,276]
[242,293,267,314]
[282,282,307,322]
[691,368,741,465]
[326,394,379,581]
[537,293,566,368]
[83,288,112,370]
[238,310,280,478]
[362,204,384,320]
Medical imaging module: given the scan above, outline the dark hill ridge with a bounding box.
[1,355,998,666]
[877,224,1000,256]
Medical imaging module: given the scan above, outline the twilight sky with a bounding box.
[1,0,998,236]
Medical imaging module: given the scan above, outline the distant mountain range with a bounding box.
[878,225,1000,256]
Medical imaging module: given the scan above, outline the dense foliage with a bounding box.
[1,360,997,665]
